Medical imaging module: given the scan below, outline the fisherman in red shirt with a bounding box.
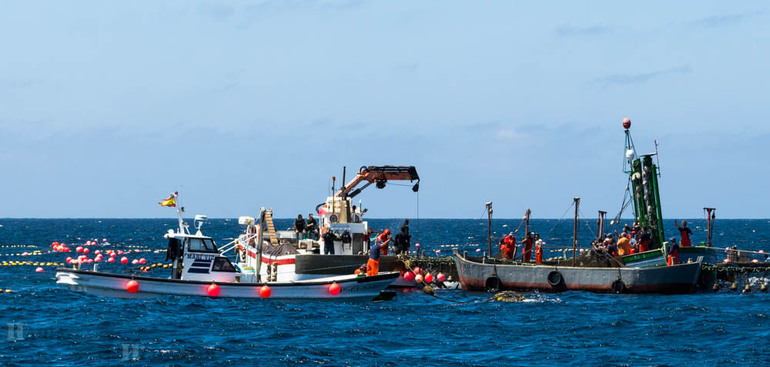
[376,229,391,256]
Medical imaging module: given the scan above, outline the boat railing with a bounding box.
[218,233,258,255]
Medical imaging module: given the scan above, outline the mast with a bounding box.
[524,209,531,237]
[572,198,580,266]
[598,210,607,242]
[624,118,665,249]
[705,207,716,247]
[486,202,493,257]
[256,208,265,282]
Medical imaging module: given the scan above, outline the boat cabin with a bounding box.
[165,215,239,283]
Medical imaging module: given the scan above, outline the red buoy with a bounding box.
[120,257,128,264]
[413,267,422,275]
[437,273,446,282]
[328,282,341,295]
[126,280,139,293]
[415,274,423,283]
[622,117,631,129]
[76,246,83,253]
[207,283,220,297]
[107,257,115,263]
[424,273,434,283]
[259,285,271,298]
[403,271,415,282]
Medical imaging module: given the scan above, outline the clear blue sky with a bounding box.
[1,1,768,219]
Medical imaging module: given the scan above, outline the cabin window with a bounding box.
[212,257,236,272]
[186,238,218,253]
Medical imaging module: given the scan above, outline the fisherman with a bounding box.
[605,233,619,257]
[294,214,306,240]
[500,233,515,260]
[639,229,651,253]
[322,229,336,255]
[306,214,319,240]
[352,205,362,223]
[376,229,391,256]
[499,238,509,259]
[674,220,693,247]
[534,233,545,264]
[394,226,411,255]
[367,237,383,276]
[668,237,680,265]
[364,228,376,249]
[521,232,534,263]
[617,233,631,256]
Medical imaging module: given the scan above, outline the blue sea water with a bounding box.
[2,218,770,366]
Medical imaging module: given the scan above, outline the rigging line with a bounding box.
[612,176,633,225]
[546,201,575,237]
[578,209,598,240]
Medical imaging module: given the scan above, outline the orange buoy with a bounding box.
[126,280,139,293]
[328,282,341,296]
[259,285,271,298]
[207,283,220,297]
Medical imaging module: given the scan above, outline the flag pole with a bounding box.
[173,192,184,234]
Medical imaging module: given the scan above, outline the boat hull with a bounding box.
[621,247,718,268]
[55,268,399,301]
[455,253,701,294]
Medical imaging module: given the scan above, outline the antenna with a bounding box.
[654,140,661,177]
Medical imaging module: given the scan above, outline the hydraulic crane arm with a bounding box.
[335,166,420,198]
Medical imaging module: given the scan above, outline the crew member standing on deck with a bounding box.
[306,214,318,240]
[367,239,383,275]
[675,220,693,247]
[394,226,411,255]
[534,233,545,264]
[322,229,336,255]
[668,237,680,265]
[294,214,306,240]
[522,232,534,263]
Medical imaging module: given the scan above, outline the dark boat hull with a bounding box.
[455,252,701,294]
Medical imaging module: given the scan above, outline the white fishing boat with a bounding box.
[229,166,420,286]
[55,195,398,301]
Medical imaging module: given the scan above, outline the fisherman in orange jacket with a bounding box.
[534,233,544,264]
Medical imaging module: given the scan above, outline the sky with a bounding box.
[1,1,768,219]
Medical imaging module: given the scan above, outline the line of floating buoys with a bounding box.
[1,245,38,248]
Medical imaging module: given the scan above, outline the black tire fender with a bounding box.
[611,279,626,294]
[547,271,563,287]
[485,276,501,292]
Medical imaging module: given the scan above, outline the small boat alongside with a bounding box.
[55,195,398,301]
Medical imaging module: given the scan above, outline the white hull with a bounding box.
[56,268,399,301]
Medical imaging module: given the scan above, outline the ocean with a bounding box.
[1,218,770,366]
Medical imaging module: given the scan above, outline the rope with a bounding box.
[545,201,576,238]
